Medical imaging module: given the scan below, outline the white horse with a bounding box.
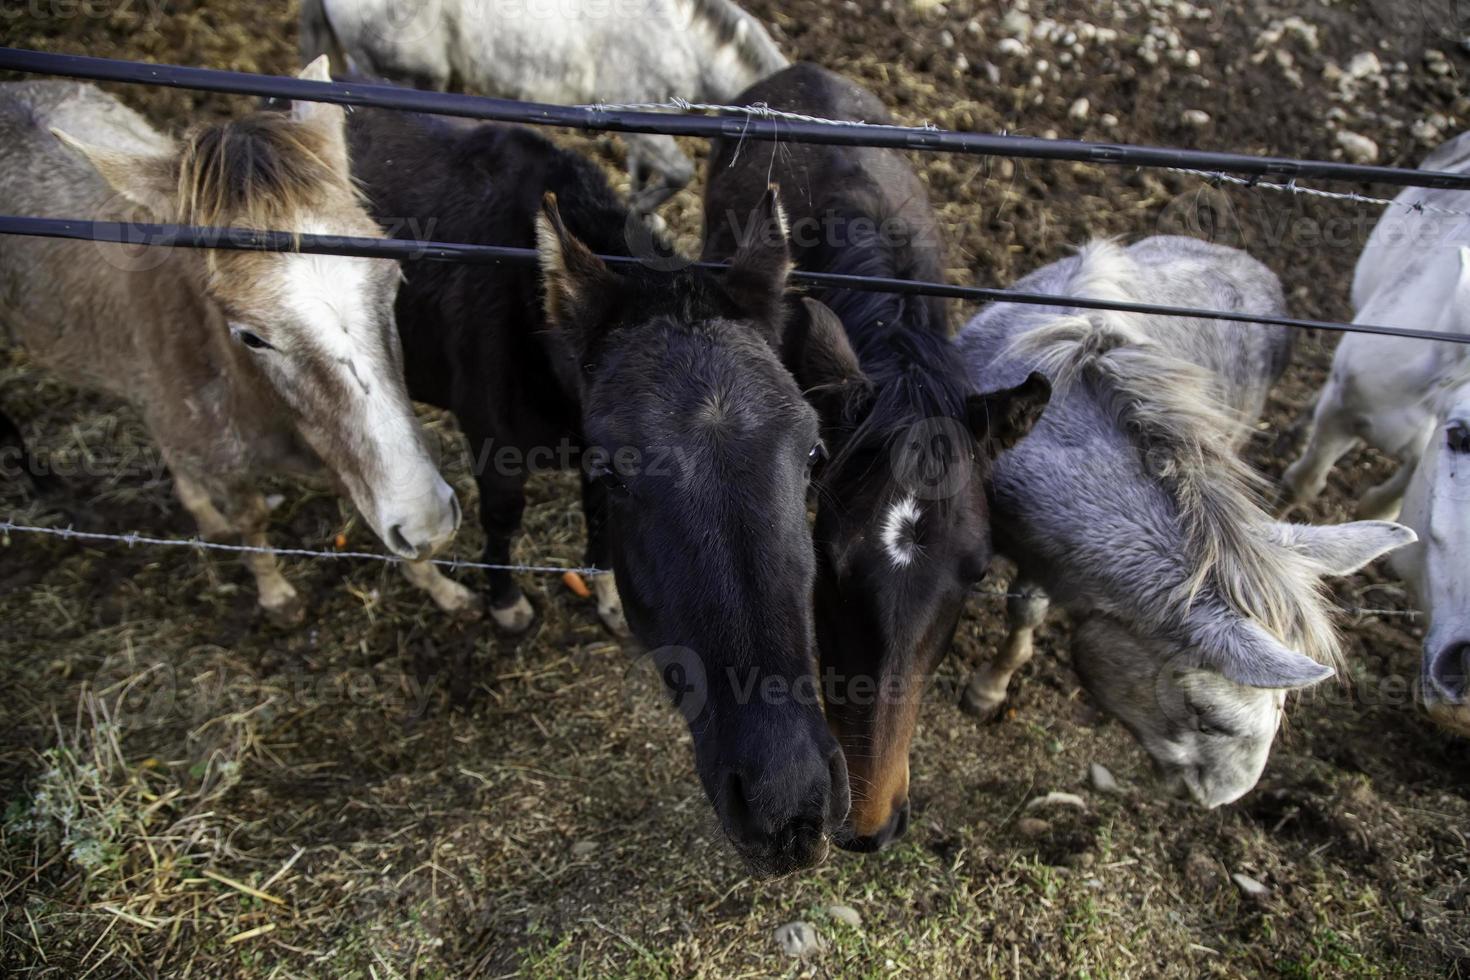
[301,0,788,212]
[1391,379,1470,736]
[1283,131,1470,520]
[958,236,1415,808]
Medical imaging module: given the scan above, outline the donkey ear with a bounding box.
[723,184,792,345]
[784,298,872,424]
[1199,616,1335,690]
[1266,520,1417,577]
[966,372,1051,452]
[536,192,616,353]
[291,56,350,177]
[52,129,176,217]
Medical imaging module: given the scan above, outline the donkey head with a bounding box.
[537,188,853,876]
[784,300,1050,850]
[56,58,459,561]
[1073,520,1413,808]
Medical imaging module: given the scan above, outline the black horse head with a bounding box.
[537,188,853,875]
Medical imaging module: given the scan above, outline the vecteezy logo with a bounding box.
[890,416,975,501]
[622,645,709,723]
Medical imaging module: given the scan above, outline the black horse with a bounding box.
[703,64,1051,851]
[345,106,850,875]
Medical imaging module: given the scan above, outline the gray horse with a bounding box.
[302,0,788,212]
[0,65,474,623]
[958,236,1415,807]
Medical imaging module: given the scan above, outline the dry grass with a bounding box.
[2,0,1470,976]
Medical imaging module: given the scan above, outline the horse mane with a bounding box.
[687,0,790,78]
[1007,240,1341,668]
[810,206,968,483]
[175,112,354,229]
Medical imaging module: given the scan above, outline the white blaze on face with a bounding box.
[277,244,457,557]
[880,494,922,568]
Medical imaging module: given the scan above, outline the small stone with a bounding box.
[939,29,955,48]
[1016,816,1051,837]
[1181,109,1211,128]
[1025,791,1087,811]
[1100,112,1120,129]
[1069,98,1090,121]
[1001,10,1033,37]
[995,37,1028,58]
[1089,762,1121,794]
[774,921,821,958]
[1232,872,1271,898]
[827,904,862,928]
[1336,130,1380,164]
[570,840,597,858]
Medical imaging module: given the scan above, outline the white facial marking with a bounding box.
[880,494,922,568]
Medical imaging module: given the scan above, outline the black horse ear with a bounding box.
[784,298,872,425]
[966,372,1051,453]
[724,184,792,346]
[536,192,616,354]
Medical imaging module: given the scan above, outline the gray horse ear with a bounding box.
[1265,520,1417,577]
[291,56,350,178]
[723,184,792,346]
[966,372,1051,452]
[785,298,872,425]
[52,129,177,217]
[1198,616,1335,690]
[536,192,616,353]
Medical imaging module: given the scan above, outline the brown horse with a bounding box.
[0,61,472,623]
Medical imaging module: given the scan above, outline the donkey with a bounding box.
[345,100,853,874]
[703,63,1052,851]
[302,0,788,212]
[0,64,472,624]
[1391,380,1470,737]
[957,236,1416,808]
[1283,130,1470,520]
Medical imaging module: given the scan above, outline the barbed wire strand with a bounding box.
[0,520,1420,619]
[0,518,607,577]
[1168,167,1470,220]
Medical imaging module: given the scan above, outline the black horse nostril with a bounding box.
[1430,642,1470,700]
[389,523,417,557]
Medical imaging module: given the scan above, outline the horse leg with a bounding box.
[1358,426,1432,521]
[399,559,482,621]
[173,473,234,541]
[580,471,629,637]
[625,134,695,214]
[961,583,1049,722]
[223,488,304,626]
[476,465,535,632]
[1282,390,1359,505]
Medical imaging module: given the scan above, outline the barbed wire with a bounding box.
[0,520,1419,619]
[1169,167,1470,220]
[0,519,608,576]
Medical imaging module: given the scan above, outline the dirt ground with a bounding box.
[3,0,1470,976]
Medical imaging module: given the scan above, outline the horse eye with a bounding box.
[234,329,274,351]
[807,441,828,468]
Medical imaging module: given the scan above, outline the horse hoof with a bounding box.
[490,593,535,633]
[960,683,1007,723]
[262,591,305,627]
[592,574,632,638]
[435,581,483,622]
[597,603,631,638]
